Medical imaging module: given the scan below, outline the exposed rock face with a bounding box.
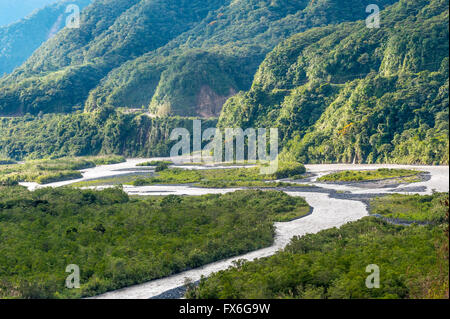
[196,86,237,118]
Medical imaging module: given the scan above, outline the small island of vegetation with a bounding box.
[131,162,307,188]
[317,168,422,183]
[0,156,125,186]
[370,193,448,224]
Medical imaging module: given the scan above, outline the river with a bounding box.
[19,159,449,299]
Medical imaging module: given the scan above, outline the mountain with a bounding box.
[0,0,397,116]
[219,0,449,165]
[0,0,58,26]
[0,0,92,75]
[0,0,447,165]
[0,110,217,160]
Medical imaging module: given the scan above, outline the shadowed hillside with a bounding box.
[0,0,91,75]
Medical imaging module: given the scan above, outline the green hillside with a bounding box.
[0,109,217,160]
[0,0,447,165]
[219,0,449,165]
[0,0,397,116]
[0,0,92,75]
[188,214,449,299]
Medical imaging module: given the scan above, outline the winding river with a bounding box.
[20,159,450,299]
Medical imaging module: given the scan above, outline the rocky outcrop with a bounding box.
[196,86,237,118]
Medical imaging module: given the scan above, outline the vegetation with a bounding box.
[219,0,449,165]
[0,0,447,302]
[0,0,397,116]
[0,158,16,165]
[0,156,124,185]
[155,162,170,172]
[0,0,92,75]
[136,161,173,167]
[69,174,309,189]
[274,162,307,179]
[0,187,309,298]
[195,180,309,189]
[0,111,217,160]
[370,193,449,223]
[188,208,449,299]
[131,163,305,187]
[1,1,447,166]
[317,168,421,182]
[132,168,201,186]
[137,160,173,172]
[86,155,125,166]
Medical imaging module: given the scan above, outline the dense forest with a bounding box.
[0,109,217,160]
[219,0,449,165]
[370,193,448,224]
[0,0,91,75]
[0,0,448,304]
[0,187,309,298]
[188,195,449,299]
[0,0,397,116]
[0,0,446,165]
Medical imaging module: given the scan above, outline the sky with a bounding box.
[0,0,58,26]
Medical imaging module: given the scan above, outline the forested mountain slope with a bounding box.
[0,108,217,160]
[0,109,217,160]
[0,0,396,116]
[219,0,449,165]
[0,0,91,75]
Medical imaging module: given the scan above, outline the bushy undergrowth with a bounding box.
[188,209,449,299]
[0,156,124,185]
[132,163,305,187]
[370,193,448,223]
[317,168,421,182]
[0,187,309,299]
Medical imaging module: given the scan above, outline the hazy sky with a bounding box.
[0,0,58,26]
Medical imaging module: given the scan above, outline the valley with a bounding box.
[1,158,446,298]
[0,0,448,302]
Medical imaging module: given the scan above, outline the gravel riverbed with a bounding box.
[19,159,449,299]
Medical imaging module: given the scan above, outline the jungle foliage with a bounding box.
[0,110,217,160]
[219,0,449,165]
[188,199,449,299]
[370,192,449,223]
[0,187,309,298]
[0,0,396,116]
[1,0,447,166]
